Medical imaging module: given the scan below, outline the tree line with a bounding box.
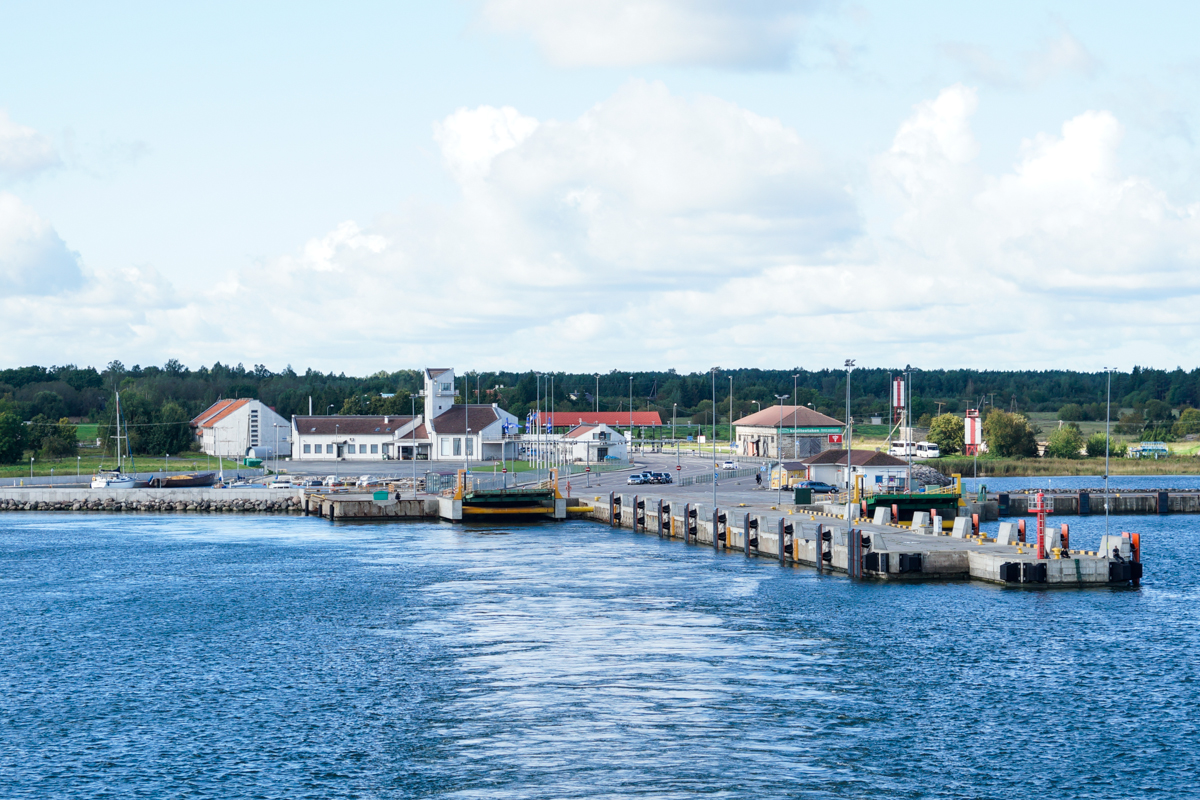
[2,360,1200,462]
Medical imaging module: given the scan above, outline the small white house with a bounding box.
[561,423,627,462]
[192,399,291,458]
[801,449,910,490]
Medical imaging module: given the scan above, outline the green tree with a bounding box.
[0,409,23,463]
[1085,432,1127,458]
[39,418,77,458]
[983,409,1039,457]
[1058,403,1085,422]
[1116,409,1144,436]
[927,414,964,455]
[1174,408,1200,437]
[1046,425,1085,458]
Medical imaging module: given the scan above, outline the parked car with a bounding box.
[796,480,837,494]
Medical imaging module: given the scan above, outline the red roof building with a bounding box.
[530,411,662,429]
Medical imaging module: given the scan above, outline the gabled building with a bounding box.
[801,449,909,490]
[289,366,519,463]
[733,405,844,459]
[191,398,291,458]
[290,415,416,461]
[561,423,627,462]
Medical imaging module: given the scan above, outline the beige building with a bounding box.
[733,405,844,459]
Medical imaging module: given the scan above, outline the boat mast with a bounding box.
[116,390,123,473]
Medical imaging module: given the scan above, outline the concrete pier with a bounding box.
[578,494,1141,587]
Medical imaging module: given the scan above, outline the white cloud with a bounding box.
[433,105,539,182]
[7,81,1200,373]
[479,0,814,69]
[0,193,83,295]
[941,29,1099,88]
[0,110,59,182]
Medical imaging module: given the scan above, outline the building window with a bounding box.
[370,444,378,454]
[440,382,452,392]
[326,444,333,454]
[303,444,311,454]
[440,438,452,456]
[453,438,462,456]
[466,438,473,456]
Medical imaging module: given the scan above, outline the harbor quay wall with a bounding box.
[0,487,303,513]
[1000,493,1200,515]
[575,493,1124,587]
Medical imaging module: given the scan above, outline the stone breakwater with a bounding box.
[0,488,303,514]
[0,496,304,513]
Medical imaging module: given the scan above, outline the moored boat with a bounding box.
[150,472,216,488]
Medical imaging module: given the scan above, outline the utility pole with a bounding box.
[845,361,856,527]
[774,393,789,506]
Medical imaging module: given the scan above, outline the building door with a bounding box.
[336,444,344,459]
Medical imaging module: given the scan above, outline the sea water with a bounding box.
[0,509,1195,798]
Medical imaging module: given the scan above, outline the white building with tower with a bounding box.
[289,367,519,463]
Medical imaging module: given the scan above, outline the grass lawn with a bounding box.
[75,423,99,442]
[0,453,219,479]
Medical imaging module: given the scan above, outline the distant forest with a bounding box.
[2,360,1199,459]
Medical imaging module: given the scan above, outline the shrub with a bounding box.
[983,409,1039,457]
[1045,425,1085,458]
[1174,408,1200,437]
[927,414,964,455]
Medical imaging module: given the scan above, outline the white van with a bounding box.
[915,442,941,459]
[888,441,916,458]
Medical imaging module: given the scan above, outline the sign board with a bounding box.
[893,377,905,409]
[698,435,706,444]
[687,435,694,442]
[828,434,843,444]
[778,427,842,435]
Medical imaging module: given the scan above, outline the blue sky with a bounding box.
[2,1,1198,374]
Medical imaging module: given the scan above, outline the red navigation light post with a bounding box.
[1030,491,1053,559]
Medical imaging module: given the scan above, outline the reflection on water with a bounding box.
[0,511,1196,798]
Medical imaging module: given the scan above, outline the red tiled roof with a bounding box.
[564,424,601,439]
[733,405,843,428]
[532,412,662,427]
[191,399,249,428]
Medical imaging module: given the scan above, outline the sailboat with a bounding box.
[92,390,136,489]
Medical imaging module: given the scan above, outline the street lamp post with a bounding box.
[30,457,34,481]
[628,376,633,451]
[334,424,339,483]
[76,455,80,477]
[1104,367,1118,538]
[729,375,734,453]
[774,394,788,506]
[845,359,856,535]
[793,374,800,458]
[711,367,720,509]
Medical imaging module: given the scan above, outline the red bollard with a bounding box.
[891,503,899,522]
[1018,519,1026,543]
[972,513,979,535]
[1061,523,1069,550]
